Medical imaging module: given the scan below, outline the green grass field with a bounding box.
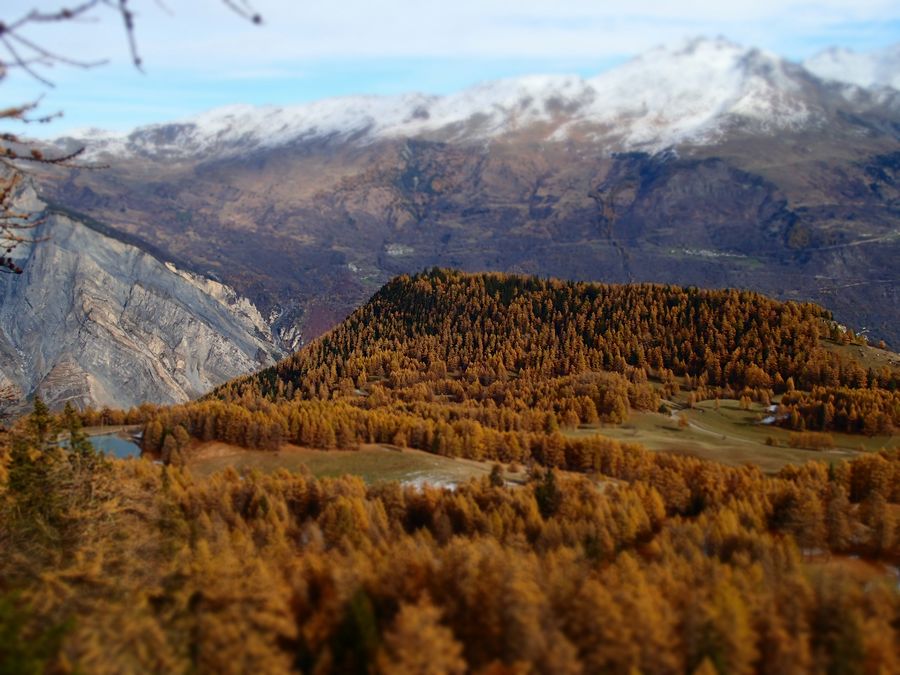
[186,442,524,485]
[687,399,897,451]
[566,398,897,473]
[821,339,900,374]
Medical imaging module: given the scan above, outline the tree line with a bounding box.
[778,386,900,435]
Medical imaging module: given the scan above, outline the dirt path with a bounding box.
[671,410,758,446]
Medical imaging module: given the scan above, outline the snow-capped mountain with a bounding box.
[805,43,900,90]
[62,38,894,161]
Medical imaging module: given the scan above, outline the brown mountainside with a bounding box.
[41,130,900,347]
[35,40,900,349]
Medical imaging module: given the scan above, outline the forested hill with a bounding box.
[225,269,894,405]
[135,269,899,462]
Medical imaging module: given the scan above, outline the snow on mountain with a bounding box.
[63,38,858,159]
[804,44,900,90]
[574,38,817,146]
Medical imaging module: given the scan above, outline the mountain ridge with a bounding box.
[56,38,900,160]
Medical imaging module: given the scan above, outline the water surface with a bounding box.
[61,433,142,459]
[89,434,142,458]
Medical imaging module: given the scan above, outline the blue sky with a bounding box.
[2,0,899,137]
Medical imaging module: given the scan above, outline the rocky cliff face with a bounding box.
[0,188,284,411]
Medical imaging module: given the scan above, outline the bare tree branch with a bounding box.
[1,34,55,86]
[7,25,107,69]
[115,0,143,69]
[7,2,104,30]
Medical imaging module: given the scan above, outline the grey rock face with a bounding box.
[0,189,284,411]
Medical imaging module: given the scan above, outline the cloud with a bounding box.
[167,0,897,63]
[5,0,899,68]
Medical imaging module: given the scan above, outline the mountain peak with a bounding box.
[650,35,757,58]
[60,38,891,160]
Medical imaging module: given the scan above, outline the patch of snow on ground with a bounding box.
[401,475,458,491]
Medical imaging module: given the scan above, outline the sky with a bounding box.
[2,0,899,137]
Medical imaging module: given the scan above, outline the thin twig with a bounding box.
[1,35,53,86]
[116,0,143,70]
[8,29,107,69]
[7,2,103,31]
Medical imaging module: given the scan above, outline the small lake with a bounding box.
[61,433,143,459]
[90,434,142,458]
